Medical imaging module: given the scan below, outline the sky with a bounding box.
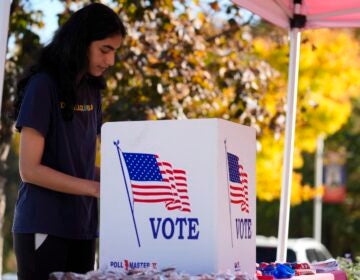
[27,0,64,44]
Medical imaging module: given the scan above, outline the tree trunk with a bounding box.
[0,142,10,277]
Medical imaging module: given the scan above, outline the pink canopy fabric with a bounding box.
[233,0,360,29]
[231,0,360,263]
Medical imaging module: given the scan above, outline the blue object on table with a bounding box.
[273,264,295,279]
[262,264,276,276]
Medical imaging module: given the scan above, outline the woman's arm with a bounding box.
[19,127,100,198]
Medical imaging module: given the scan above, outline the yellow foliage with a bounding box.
[12,132,20,156]
[254,29,360,205]
[96,137,101,167]
[147,55,159,64]
[197,12,206,24]
[193,50,206,58]
[223,87,235,98]
[257,130,321,205]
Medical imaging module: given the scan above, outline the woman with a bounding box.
[13,3,126,279]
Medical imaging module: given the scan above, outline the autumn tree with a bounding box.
[253,27,360,205]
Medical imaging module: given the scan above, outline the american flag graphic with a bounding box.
[122,152,191,212]
[227,152,249,213]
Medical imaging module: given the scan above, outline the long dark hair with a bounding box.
[15,3,126,121]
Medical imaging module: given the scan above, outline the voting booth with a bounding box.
[100,118,256,276]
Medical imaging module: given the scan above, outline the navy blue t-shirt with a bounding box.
[13,73,102,239]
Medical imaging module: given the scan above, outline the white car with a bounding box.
[256,235,332,264]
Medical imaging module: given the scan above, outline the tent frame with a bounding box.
[0,0,11,118]
[277,26,301,262]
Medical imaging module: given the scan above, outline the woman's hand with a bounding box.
[90,181,100,198]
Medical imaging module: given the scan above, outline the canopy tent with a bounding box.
[0,0,11,118]
[232,0,360,262]
[233,1,360,29]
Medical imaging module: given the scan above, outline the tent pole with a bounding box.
[314,135,324,242]
[276,27,301,263]
[0,0,11,119]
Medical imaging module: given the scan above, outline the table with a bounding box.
[293,270,347,280]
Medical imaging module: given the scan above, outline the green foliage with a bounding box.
[1,0,44,273]
[323,96,360,257]
[296,96,360,257]
[1,0,42,148]
[337,256,360,280]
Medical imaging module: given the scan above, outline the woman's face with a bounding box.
[88,34,123,76]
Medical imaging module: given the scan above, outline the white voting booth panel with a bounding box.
[100,119,256,276]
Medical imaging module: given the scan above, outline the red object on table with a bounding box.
[295,263,311,269]
[257,275,274,280]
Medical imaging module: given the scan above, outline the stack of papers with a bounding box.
[310,258,339,273]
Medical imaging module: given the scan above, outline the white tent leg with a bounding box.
[0,0,11,119]
[314,135,324,242]
[276,28,301,263]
